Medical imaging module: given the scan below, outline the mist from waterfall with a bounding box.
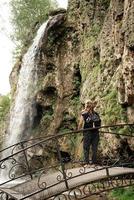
[0,20,48,182]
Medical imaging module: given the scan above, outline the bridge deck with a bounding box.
[0,188,32,200]
[0,166,133,200]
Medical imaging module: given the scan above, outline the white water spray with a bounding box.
[0,21,48,183]
[8,21,48,145]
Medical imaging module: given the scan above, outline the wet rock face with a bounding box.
[30,12,81,137]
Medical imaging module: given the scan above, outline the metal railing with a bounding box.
[0,123,134,200]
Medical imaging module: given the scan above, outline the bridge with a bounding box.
[0,124,134,200]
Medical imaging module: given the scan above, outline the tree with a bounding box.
[0,95,10,122]
[10,0,57,52]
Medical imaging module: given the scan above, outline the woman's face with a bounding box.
[85,104,94,111]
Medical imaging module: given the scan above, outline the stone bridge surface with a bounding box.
[0,166,134,200]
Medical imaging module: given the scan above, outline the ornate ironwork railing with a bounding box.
[0,123,134,200]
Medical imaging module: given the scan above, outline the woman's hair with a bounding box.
[85,100,97,109]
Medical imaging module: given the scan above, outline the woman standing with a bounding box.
[78,100,101,165]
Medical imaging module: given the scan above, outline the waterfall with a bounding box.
[0,20,48,182]
[7,54,37,145]
[8,21,48,145]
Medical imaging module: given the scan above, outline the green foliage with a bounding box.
[10,0,57,54]
[92,64,100,79]
[70,96,81,118]
[71,96,79,107]
[80,23,101,81]
[67,134,77,151]
[59,114,77,134]
[91,24,101,37]
[0,95,10,147]
[118,126,133,135]
[100,0,110,10]
[59,127,71,134]
[0,95,10,122]
[111,187,134,200]
[41,109,53,126]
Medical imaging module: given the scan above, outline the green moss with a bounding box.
[70,96,81,118]
[59,113,77,133]
[100,0,110,10]
[72,31,79,48]
[59,127,71,134]
[71,96,79,106]
[80,22,102,82]
[83,24,101,46]
[102,89,125,125]
[36,78,44,90]
[80,56,101,84]
[83,63,101,100]
[118,125,134,135]
[32,111,54,136]
[67,134,77,148]
[92,64,100,78]
[68,133,84,160]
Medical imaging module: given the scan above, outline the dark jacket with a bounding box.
[82,111,101,133]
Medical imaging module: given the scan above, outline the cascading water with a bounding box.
[0,20,48,183]
[8,21,49,145]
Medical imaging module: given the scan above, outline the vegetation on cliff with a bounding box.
[0,95,10,147]
[0,95,10,120]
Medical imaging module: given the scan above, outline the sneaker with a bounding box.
[90,164,96,168]
[83,164,89,168]
[82,162,89,168]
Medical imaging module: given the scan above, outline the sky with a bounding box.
[0,0,15,95]
[0,0,68,95]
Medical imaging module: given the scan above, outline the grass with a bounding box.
[110,187,134,200]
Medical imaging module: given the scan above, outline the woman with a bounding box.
[78,100,101,165]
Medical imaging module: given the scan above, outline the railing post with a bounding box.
[56,138,69,190]
[6,194,9,200]
[106,167,110,177]
[21,142,33,180]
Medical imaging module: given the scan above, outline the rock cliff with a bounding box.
[68,0,134,124]
[8,0,134,155]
